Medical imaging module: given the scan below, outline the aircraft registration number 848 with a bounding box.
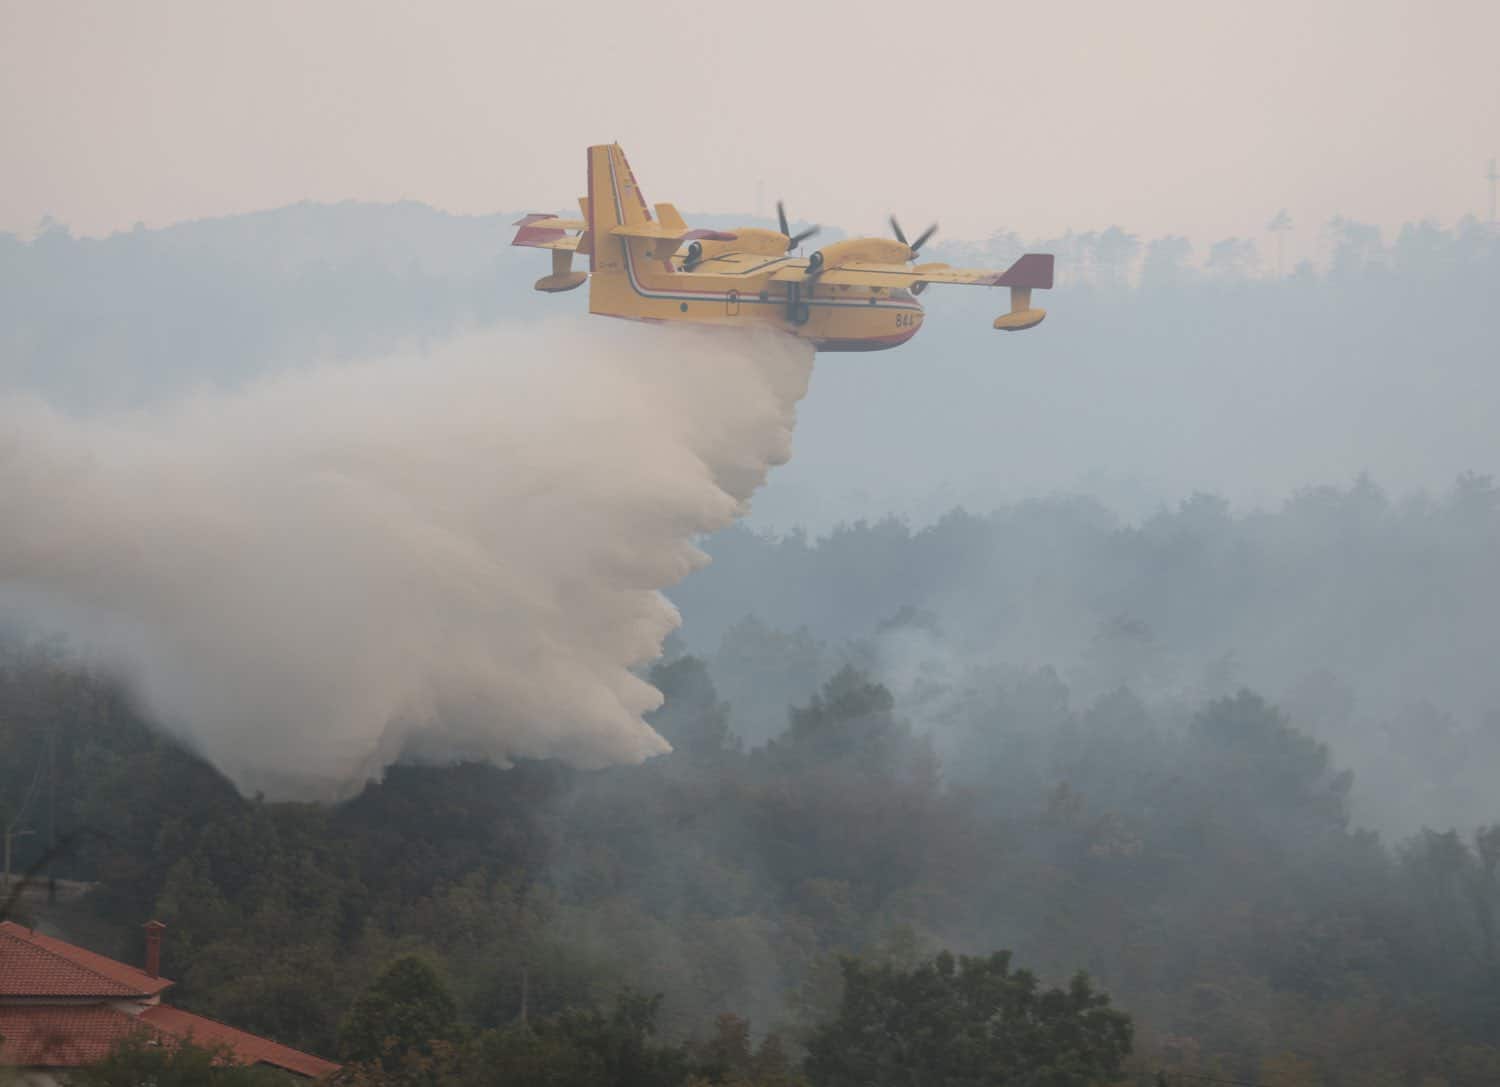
[895,312,919,328]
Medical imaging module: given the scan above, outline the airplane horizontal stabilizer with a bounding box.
[512,214,586,250]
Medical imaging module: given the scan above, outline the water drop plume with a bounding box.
[0,321,813,795]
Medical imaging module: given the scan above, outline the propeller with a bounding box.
[777,201,820,252]
[890,215,938,258]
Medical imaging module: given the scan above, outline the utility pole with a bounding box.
[4,727,49,899]
[46,717,56,902]
[3,826,35,894]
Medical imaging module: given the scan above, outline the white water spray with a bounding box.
[0,321,813,794]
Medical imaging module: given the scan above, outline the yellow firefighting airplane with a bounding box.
[512,144,1054,352]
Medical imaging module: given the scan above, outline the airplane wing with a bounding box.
[774,253,1054,291]
[611,223,737,242]
[774,253,1054,331]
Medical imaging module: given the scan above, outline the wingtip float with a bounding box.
[512,144,1054,352]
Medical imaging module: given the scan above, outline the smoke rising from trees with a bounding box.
[2,206,1500,1084]
[0,322,813,794]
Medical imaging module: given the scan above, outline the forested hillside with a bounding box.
[3,617,1499,1084]
[680,475,1500,836]
[3,207,1499,1085]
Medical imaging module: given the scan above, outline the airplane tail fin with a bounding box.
[512,144,655,296]
[587,144,653,275]
[585,144,736,315]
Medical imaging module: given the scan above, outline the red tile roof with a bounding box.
[0,921,172,998]
[142,1005,341,1080]
[0,921,339,1079]
[0,1004,340,1078]
[0,1004,154,1067]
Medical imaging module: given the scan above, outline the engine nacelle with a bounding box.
[810,237,912,268]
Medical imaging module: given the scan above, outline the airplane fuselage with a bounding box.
[588,243,925,352]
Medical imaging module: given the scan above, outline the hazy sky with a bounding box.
[3,0,1497,247]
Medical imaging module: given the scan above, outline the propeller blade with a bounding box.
[778,200,818,251]
[909,223,939,254]
[889,216,908,246]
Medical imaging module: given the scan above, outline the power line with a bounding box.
[7,733,48,828]
[2,732,49,890]
[46,713,56,900]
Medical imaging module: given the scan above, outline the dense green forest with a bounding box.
[3,504,1500,1083]
[680,474,1500,837]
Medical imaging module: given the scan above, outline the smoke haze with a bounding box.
[0,322,813,793]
